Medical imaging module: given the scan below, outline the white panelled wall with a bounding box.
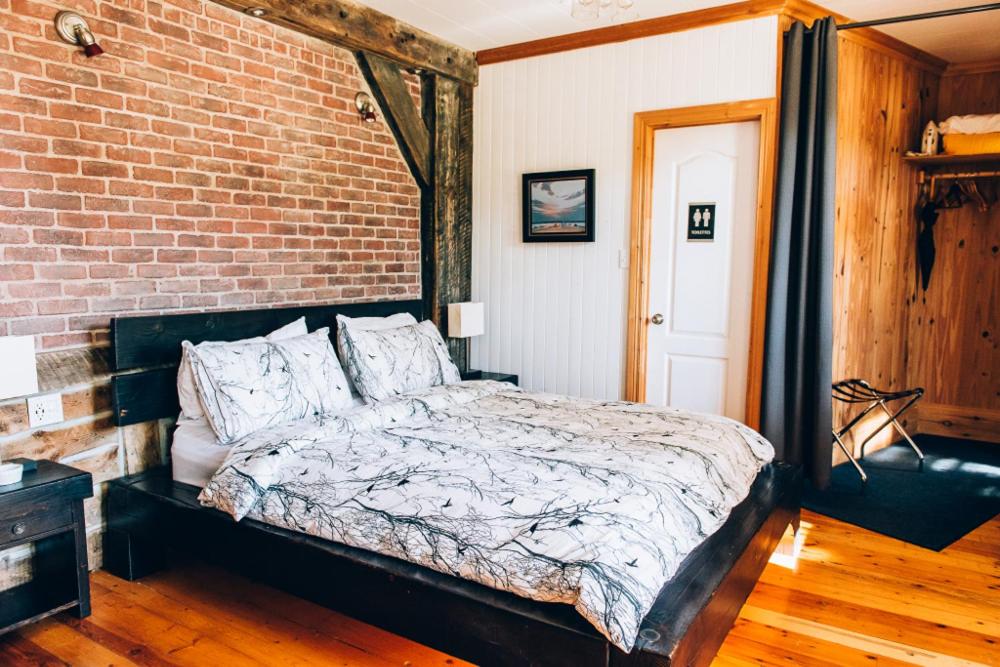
[471,16,778,400]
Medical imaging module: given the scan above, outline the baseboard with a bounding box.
[915,403,1000,444]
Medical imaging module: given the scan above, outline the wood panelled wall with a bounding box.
[835,46,1000,453]
[911,67,1000,440]
[832,35,940,457]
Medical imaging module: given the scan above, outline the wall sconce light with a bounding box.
[54,11,104,57]
[355,92,378,123]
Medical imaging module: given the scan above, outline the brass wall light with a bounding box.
[355,92,378,123]
[54,11,103,57]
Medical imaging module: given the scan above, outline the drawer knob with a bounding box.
[12,521,27,536]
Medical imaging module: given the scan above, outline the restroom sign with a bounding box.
[687,203,716,241]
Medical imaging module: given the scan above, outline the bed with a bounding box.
[104,299,801,667]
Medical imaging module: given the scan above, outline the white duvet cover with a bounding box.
[199,380,774,652]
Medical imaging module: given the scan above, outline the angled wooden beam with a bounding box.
[356,52,432,188]
[210,0,477,84]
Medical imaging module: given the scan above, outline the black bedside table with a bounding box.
[461,370,518,386]
[0,460,93,635]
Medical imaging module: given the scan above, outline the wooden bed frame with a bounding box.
[104,300,802,667]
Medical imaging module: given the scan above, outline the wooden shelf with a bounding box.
[903,152,1000,166]
[0,581,78,635]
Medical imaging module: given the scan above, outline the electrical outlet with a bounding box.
[27,393,63,428]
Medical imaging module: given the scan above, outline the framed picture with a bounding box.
[522,169,595,243]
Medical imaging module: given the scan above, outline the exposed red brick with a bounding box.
[0,0,420,351]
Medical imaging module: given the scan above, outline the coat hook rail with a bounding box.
[924,170,1000,205]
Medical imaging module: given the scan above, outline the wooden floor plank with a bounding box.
[17,619,142,667]
[109,567,465,667]
[1,510,997,666]
[743,582,1000,664]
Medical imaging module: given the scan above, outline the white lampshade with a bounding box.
[0,335,39,400]
[448,302,485,338]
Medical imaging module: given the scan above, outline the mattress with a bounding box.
[171,418,231,488]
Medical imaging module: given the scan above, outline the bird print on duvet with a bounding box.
[199,380,774,652]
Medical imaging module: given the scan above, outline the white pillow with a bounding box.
[267,316,309,341]
[177,316,308,421]
[185,327,352,443]
[337,318,460,403]
[335,312,418,397]
[334,312,417,361]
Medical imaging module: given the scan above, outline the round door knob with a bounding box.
[12,522,27,536]
[650,313,664,325]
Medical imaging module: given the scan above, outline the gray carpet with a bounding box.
[803,435,1000,550]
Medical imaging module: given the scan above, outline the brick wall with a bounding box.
[0,0,422,351]
[0,0,422,587]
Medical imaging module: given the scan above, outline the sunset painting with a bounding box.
[522,169,595,242]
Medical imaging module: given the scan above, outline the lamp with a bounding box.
[448,302,484,339]
[355,92,378,123]
[448,302,484,377]
[54,11,104,58]
[0,336,39,401]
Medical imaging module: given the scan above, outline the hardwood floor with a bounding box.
[2,510,997,666]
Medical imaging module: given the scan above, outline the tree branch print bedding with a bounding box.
[199,381,774,652]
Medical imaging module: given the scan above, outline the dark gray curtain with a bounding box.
[761,18,837,489]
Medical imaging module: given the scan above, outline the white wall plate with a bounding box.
[27,393,64,428]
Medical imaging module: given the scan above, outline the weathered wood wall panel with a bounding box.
[0,348,165,592]
[832,36,939,459]
[907,69,1000,421]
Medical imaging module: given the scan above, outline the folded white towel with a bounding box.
[938,113,1000,135]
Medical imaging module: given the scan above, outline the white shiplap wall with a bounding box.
[471,16,778,400]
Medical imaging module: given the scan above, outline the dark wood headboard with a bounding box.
[110,299,425,426]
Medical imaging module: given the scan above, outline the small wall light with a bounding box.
[355,92,378,123]
[54,11,104,57]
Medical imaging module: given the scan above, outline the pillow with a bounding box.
[337,318,460,403]
[334,311,418,363]
[335,312,419,397]
[267,316,309,341]
[185,327,352,443]
[177,317,308,422]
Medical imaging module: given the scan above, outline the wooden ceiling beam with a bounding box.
[210,0,478,84]
[357,52,432,188]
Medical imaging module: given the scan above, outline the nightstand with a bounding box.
[0,460,93,635]
[461,370,518,386]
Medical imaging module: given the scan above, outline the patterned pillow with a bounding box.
[185,328,353,443]
[176,316,307,422]
[337,318,461,403]
[334,312,418,398]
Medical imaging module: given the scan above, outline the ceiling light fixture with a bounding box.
[245,7,268,17]
[569,0,635,21]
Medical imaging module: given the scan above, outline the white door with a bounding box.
[645,121,759,422]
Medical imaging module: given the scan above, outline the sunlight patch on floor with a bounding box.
[768,520,811,570]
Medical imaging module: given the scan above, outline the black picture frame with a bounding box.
[522,169,595,242]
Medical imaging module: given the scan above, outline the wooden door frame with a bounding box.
[623,98,777,429]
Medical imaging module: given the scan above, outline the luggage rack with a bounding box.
[832,379,924,484]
